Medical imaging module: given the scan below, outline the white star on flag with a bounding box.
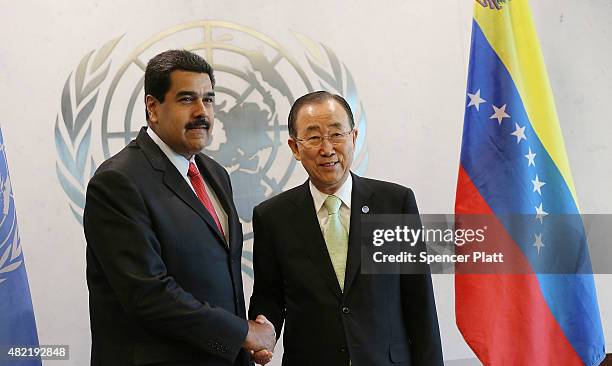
[533,233,545,255]
[467,89,487,111]
[532,175,546,195]
[490,104,510,125]
[511,123,527,143]
[525,147,536,167]
[535,203,548,224]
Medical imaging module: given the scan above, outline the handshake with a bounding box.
[242,315,276,365]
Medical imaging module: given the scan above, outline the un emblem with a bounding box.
[0,131,23,284]
[54,21,368,277]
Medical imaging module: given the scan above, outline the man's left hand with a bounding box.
[251,349,273,365]
[250,315,275,365]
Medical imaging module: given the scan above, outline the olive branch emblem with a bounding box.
[293,32,369,174]
[0,227,22,284]
[0,144,22,283]
[54,37,121,223]
[0,223,21,284]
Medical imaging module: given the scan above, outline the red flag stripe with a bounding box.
[455,164,582,365]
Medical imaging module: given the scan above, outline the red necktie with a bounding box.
[187,162,225,238]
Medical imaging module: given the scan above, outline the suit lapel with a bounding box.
[136,128,227,248]
[343,173,374,294]
[290,181,343,299]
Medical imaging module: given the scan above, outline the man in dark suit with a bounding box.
[84,50,274,366]
[249,91,443,365]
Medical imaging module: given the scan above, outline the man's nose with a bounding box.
[193,99,212,118]
[319,138,335,155]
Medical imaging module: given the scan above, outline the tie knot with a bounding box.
[324,195,342,215]
[187,162,199,178]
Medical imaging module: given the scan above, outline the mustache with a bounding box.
[185,118,211,130]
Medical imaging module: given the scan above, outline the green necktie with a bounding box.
[323,195,349,291]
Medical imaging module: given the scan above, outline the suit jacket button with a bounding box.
[342,306,350,314]
[340,347,347,352]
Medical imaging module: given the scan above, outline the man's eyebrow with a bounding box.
[175,91,197,98]
[303,122,344,132]
[304,125,322,132]
[175,91,216,98]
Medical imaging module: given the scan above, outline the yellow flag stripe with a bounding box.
[473,0,578,203]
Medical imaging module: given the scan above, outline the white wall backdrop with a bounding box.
[1,1,610,365]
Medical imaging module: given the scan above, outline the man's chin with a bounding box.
[184,142,208,157]
[321,169,347,181]
[186,136,211,150]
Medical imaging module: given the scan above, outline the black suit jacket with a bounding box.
[84,128,252,366]
[249,174,443,366]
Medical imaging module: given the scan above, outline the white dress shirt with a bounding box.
[147,127,229,241]
[309,173,352,235]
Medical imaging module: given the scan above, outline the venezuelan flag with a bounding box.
[455,0,606,365]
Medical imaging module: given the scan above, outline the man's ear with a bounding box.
[288,138,301,161]
[351,128,359,145]
[145,95,159,125]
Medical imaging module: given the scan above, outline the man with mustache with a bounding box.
[249,91,443,365]
[84,50,274,366]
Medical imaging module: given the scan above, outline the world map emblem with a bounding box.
[54,21,368,277]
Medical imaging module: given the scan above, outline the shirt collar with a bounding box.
[309,173,353,213]
[147,127,195,177]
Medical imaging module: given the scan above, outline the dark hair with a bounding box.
[287,91,355,138]
[144,49,215,120]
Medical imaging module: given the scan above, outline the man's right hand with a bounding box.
[243,315,276,354]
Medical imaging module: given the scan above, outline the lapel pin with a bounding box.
[361,205,369,214]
